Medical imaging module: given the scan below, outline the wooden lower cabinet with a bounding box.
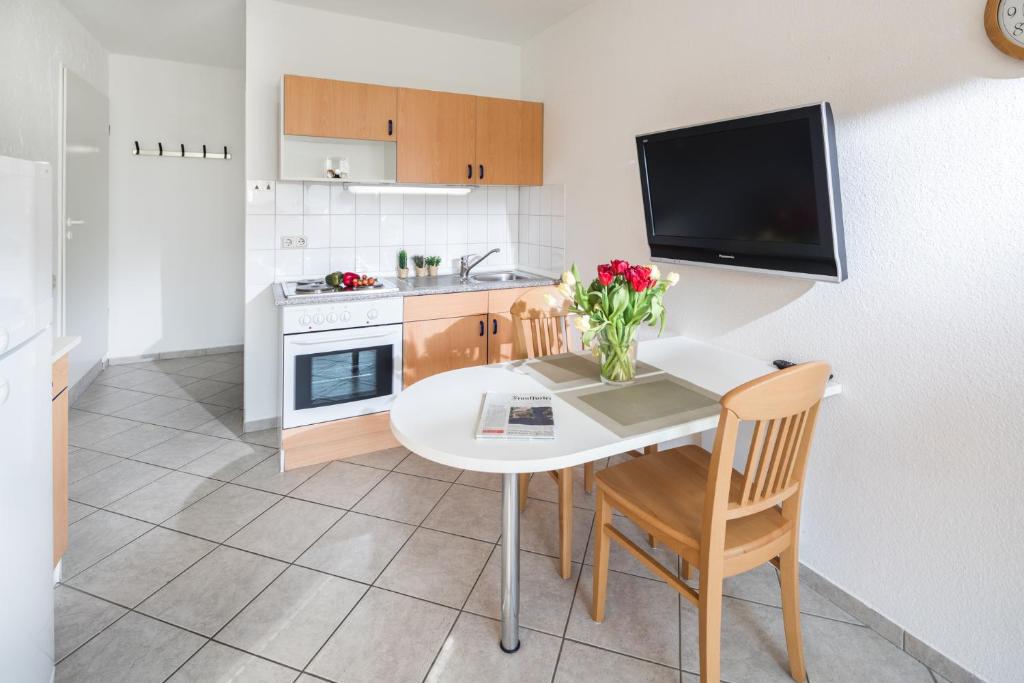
[488,313,518,364]
[52,355,70,567]
[403,314,488,386]
[281,412,399,471]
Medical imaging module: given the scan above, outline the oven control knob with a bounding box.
[298,314,311,326]
[367,309,379,321]
[313,313,325,324]
[340,311,351,322]
[326,312,338,323]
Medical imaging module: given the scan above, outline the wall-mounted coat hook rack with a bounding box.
[132,141,231,160]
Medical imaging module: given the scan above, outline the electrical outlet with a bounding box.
[281,235,307,248]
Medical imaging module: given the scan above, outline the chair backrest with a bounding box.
[510,288,571,359]
[707,362,832,521]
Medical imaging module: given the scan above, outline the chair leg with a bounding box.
[583,461,595,493]
[698,560,724,683]
[779,546,807,682]
[591,490,612,622]
[518,473,530,512]
[557,468,573,579]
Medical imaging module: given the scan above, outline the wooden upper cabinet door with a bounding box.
[397,88,477,184]
[475,97,543,186]
[283,75,397,141]
[403,314,488,386]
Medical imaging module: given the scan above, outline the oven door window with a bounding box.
[294,344,393,410]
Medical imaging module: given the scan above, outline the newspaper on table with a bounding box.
[476,392,555,440]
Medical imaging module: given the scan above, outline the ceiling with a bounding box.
[61,0,245,69]
[61,0,590,69]
[277,0,593,44]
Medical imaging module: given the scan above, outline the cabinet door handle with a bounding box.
[479,164,485,180]
[492,318,497,335]
[387,119,393,136]
[467,164,473,180]
[479,320,485,336]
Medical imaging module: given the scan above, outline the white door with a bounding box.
[62,68,109,387]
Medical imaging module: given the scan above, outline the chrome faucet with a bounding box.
[459,248,501,281]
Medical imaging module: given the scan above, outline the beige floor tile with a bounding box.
[455,469,502,491]
[137,546,285,636]
[232,457,322,495]
[218,565,366,669]
[296,512,414,583]
[127,373,200,397]
[162,378,235,402]
[164,483,280,543]
[464,549,578,636]
[94,368,164,390]
[54,586,127,661]
[55,611,204,683]
[192,409,245,439]
[290,461,387,509]
[151,401,233,430]
[68,459,168,507]
[423,483,503,542]
[375,528,492,608]
[307,588,457,683]
[67,500,98,524]
[89,423,180,458]
[112,395,193,422]
[712,563,861,625]
[554,640,683,682]
[343,446,409,470]
[566,566,680,667]
[226,497,344,562]
[519,497,593,563]
[132,431,226,469]
[180,441,275,481]
[524,459,608,511]
[240,426,280,448]
[395,452,463,482]
[69,408,103,427]
[210,365,243,383]
[141,356,207,373]
[63,510,153,578]
[68,448,123,484]
[107,471,222,523]
[67,527,216,607]
[425,612,562,683]
[167,642,297,683]
[73,388,154,416]
[176,359,238,379]
[353,471,451,524]
[69,415,138,448]
[201,383,244,408]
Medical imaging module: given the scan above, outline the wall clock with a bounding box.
[986,0,1024,59]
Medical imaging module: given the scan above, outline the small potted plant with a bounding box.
[412,254,428,277]
[397,249,409,278]
[426,255,442,277]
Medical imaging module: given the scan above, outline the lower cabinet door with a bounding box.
[403,314,488,386]
[488,313,521,364]
[52,389,68,566]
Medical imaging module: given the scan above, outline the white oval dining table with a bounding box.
[388,336,841,653]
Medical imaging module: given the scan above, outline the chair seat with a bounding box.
[595,445,792,560]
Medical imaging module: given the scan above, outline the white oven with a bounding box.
[281,297,403,429]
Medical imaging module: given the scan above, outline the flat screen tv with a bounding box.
[636,102,847,282]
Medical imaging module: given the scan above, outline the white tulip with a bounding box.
[573,316,590,333]
[557,282,573,300]
[544,293,557,307]
[646,264,661,281]
[666,272,680,286]
[561,270,576,287]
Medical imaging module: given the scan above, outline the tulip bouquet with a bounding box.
[557,260,679,384]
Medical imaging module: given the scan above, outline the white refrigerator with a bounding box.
[0,155,55,681]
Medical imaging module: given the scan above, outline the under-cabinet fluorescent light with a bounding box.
[345,184,473,195]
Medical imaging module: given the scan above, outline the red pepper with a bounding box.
[342,272,359,288]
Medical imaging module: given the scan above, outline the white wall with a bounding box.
[244,0,524,425]
[0,0,108,325]
[523,1,1024,681]
[107,55,244,358]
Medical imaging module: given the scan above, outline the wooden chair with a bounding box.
[591,362,832,683]
[509,288,594,579]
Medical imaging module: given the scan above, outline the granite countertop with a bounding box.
[273,272,558,306]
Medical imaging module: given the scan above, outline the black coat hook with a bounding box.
[202,144,207,158]
[180,143,185,157]
[158,142,163,156]
[134,140,140,155]
[223,145,228,159]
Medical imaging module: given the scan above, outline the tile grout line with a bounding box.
[549,502,597,683]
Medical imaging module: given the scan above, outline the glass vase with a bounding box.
[596,328,638,385]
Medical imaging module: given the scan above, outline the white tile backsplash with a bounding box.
[244,181,565,295]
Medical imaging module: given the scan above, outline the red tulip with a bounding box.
[610,259,631,275]
[597,264,614,286]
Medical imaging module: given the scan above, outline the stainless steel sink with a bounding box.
[470,272,537,282]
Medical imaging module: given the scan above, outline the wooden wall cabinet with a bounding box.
[475,97,543,186]
[283,75,398,141]
[396,88,477,184]
[52,354,69,567]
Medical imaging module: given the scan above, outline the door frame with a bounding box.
[56,64,68,337]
